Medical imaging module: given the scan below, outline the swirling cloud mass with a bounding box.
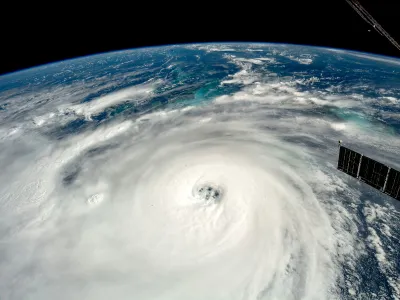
[0,44,399,300]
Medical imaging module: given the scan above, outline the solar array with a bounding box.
[337,144,400,201]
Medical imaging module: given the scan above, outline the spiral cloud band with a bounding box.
[3,117,338,299]
[1,44,399,300]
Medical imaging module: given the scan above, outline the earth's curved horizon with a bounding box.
[3,42,400,78]
[0,43,399,300]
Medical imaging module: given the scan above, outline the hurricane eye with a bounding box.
[195,184,222,203]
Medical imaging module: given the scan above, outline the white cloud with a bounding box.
[69,82,157,120]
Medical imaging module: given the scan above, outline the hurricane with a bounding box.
[0,43,399,300]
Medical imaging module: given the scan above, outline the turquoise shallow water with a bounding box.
[332,107,399,137]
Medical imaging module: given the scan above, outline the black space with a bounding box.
[1,0,399,76]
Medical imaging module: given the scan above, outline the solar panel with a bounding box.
[358,156,389,190]
[337,146,362,178]
[337,143,399,202]
[384,168,400,200]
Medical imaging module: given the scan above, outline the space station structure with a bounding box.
[345,0,400,53]
[337,141,400,201]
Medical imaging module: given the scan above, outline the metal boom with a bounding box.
[345,0,400,52]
